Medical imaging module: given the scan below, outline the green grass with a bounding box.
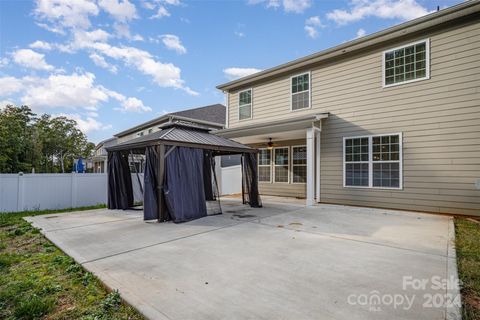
[455,217,480,320]
[0,205,144,320]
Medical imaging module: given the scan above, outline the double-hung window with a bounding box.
[274,147,289,183]
[238,89,252,120]
[292,146,307,183]
[258,149,272,182]
[344,133,402,189]
[383,39,429,87]
[291,72,310,110]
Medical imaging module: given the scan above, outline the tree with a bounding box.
[0,105,37,173]
[0,105,96,173]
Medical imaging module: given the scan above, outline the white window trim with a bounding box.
[273,146,290,184]
[343,133,403,190]
[291,145,307,184]
[382,39,430,88]
[238,88,253,121]
[290,71,312,112]
[258,148,272,183]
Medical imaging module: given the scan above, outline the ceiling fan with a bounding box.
[266,137,275,150]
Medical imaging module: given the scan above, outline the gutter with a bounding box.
[216,0,480,91]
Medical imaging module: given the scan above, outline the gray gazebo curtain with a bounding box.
[107,151,134,209]
[164,147,207,223]
[241,152,262,208]
[143,146,159,220]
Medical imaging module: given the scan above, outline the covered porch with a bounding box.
[215,113,328,206]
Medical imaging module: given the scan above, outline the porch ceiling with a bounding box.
[214,113,328,144]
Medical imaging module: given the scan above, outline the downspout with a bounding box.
[225,91,229,129]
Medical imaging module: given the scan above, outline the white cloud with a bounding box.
[327,0,432,25]
[162,0,182,5]
[304,16,324,39]
[0,57,9,68]
[113,22,144,41]
[89,53,118,73]
[283,0,312,13]
[0,100,16,108]
[20,72,110,110]
[150,6,170,19]
[57,113,112,133]
[304,26,318,39]
[13,49,55,71]
[0,77,23,96]
[98,0,137,22]
[0,72,150,117]
[356,28,366,38]
[29,40,52,50]
[117,97,152,112]
[160,34,186,54]
[34,0,99,31]
[223,67,262,80]
[141,1,156,10]
[74,40,197,95]
[248,0,311,13]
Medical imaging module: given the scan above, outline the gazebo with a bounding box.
[105,120,261,223]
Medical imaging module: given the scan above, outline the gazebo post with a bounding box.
[157,144,166,222]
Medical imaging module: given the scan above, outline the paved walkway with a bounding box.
[26,201,461,320]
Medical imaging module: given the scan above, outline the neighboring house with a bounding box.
[216,1,480,216]
[92,137,117,173]
[115,103,226,144]
[92,104,228,173]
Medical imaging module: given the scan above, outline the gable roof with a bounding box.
[216,0,480,91]
[114,103,226,138]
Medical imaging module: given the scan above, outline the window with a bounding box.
[258,149,271,182]
[138,131,144,137]
[292,146,307,183]
[383,39,429,87]
[344,133,402,189]
[148,128,153,134]
[372,135,400,188]
[238,89,252,120]
[291,72,310,110]
[274,147,289,183]
[344,137,369,187]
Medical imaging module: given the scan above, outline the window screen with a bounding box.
[258,149,271,182]
[292,146,307,183]
[274,147,289,183]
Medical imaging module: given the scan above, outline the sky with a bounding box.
[0,0,463,143]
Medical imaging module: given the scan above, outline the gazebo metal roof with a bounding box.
[106,122,255,154]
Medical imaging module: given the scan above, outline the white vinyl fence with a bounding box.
[218,165,242,195]
[0,173,144,213]
[0,166,238,213]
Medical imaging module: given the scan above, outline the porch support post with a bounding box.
[306,127,315,206]
[315,130,321,203]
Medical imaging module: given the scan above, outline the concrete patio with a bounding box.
[26,200,461,320]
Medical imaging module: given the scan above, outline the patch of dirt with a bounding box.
[288,222,303,226]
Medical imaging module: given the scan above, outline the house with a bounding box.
[92,104,227,173]
[215,1,480,216]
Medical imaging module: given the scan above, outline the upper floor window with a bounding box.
[291,72,310,111]
[344,133,402,189]
[238,89,252,120]
[148,128,153,134]
[138,131,144,137]
[383,39,429,87]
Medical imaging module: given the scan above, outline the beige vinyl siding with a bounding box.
[249,139,307,198]
[228,20,480,215]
